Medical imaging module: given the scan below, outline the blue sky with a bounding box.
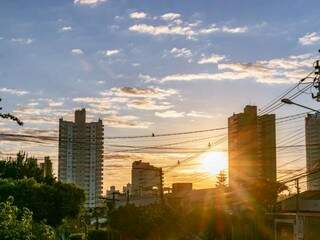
[0,0,320,190]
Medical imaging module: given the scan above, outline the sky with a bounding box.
[1,0,320,192]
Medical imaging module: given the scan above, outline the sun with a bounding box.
[198,151,228,175]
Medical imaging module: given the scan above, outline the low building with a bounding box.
[167,185,227,210]
[106,186,121,201]
[131,160,163,200]
[40,156,53,177]
[172,182,193,195]
[273,190,320,240]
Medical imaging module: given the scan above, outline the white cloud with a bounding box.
[170,47,192,58]
[161,73,229,82]
[186,111,212,118]
[198,54,225,64]
[155,110,185,118]
[128,13,248,40]
[101,49,120,56]
[199,25,219,34]
[161,13,181,21]
[299,32,320,45]
[139,74,157,82]
[129,24,195,37]
[0,88,28,96]
[13,104,69,125]
[28,102,39,106]
[60,26,72,32]
[103,86,178,99]
[127,99,173,111]
[222,26,248,33]
[47,99,64,107]
[74,0,106,5]
[130,12,147,19]
[97,80,105,84]
[104,114,152,129]
[71,48,84,55]
[11,38,33,45]
[161,53,314,84]
[132,63,141,67]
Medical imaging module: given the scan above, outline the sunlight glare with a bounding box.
[199,151,228,175]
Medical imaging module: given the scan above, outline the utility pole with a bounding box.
[112,191,115,204]
[126,189,130,205]
[160,168,164,203]
[295,178,300,214]
[312,51,320,101]
[295,177,304,240]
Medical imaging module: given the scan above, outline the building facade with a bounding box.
[40,156,53,177]
[228,105,276,189]
[305,113,320,190]
[131,160,163,200]
[58,109,104,208]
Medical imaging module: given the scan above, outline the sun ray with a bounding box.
[198,151,228,176]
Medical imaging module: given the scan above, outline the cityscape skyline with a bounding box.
[1,0,320,192]
[3,1,320,239]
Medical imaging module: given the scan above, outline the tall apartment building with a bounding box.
[305,113,320,190]
[131,160,163,199]
[58,109,104,208]
[40,156,53,177]
[228,105,276,189]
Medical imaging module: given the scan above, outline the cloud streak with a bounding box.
[74,0,107,5]
[101,49,120,56]
[299,32,320,45]
[71,48,84,55]
[0,88,28,96]
[103,86,178,99]
[128,14,248,40]
[130,12,147,19]
[198,53,225,64]
[161,54,314,84]
[11,38,33,45]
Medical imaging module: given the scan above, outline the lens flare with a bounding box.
[199,151,228,175]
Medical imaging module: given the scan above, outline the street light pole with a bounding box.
[281,99,320,114]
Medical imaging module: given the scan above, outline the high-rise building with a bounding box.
[58,109,104,208]
[131,160,163,199]
[40,156,53,177]
[305,113,320,190]
[228,105,276,189]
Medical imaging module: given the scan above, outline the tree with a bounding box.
[0,178,85,227]
[247,179,288,209]
[0,98,23,126]
[0,152,55,184]
[216,170,227,189]
[0,197,55,240]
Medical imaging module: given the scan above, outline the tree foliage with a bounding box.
[0,178,85,227]
[0,197,55,240]
[108,203,232,239]
[0,152,54,184]
[109,204,181,239]
[247,179,288,209]
[216,170,227,188]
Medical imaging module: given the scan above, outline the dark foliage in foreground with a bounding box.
[0,178,85,227]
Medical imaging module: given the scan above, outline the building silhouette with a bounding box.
[305,113,320,190]
[131,160,163,199]
[58,108,104,208]
[40,156,53,177]
[228,105,276,189]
